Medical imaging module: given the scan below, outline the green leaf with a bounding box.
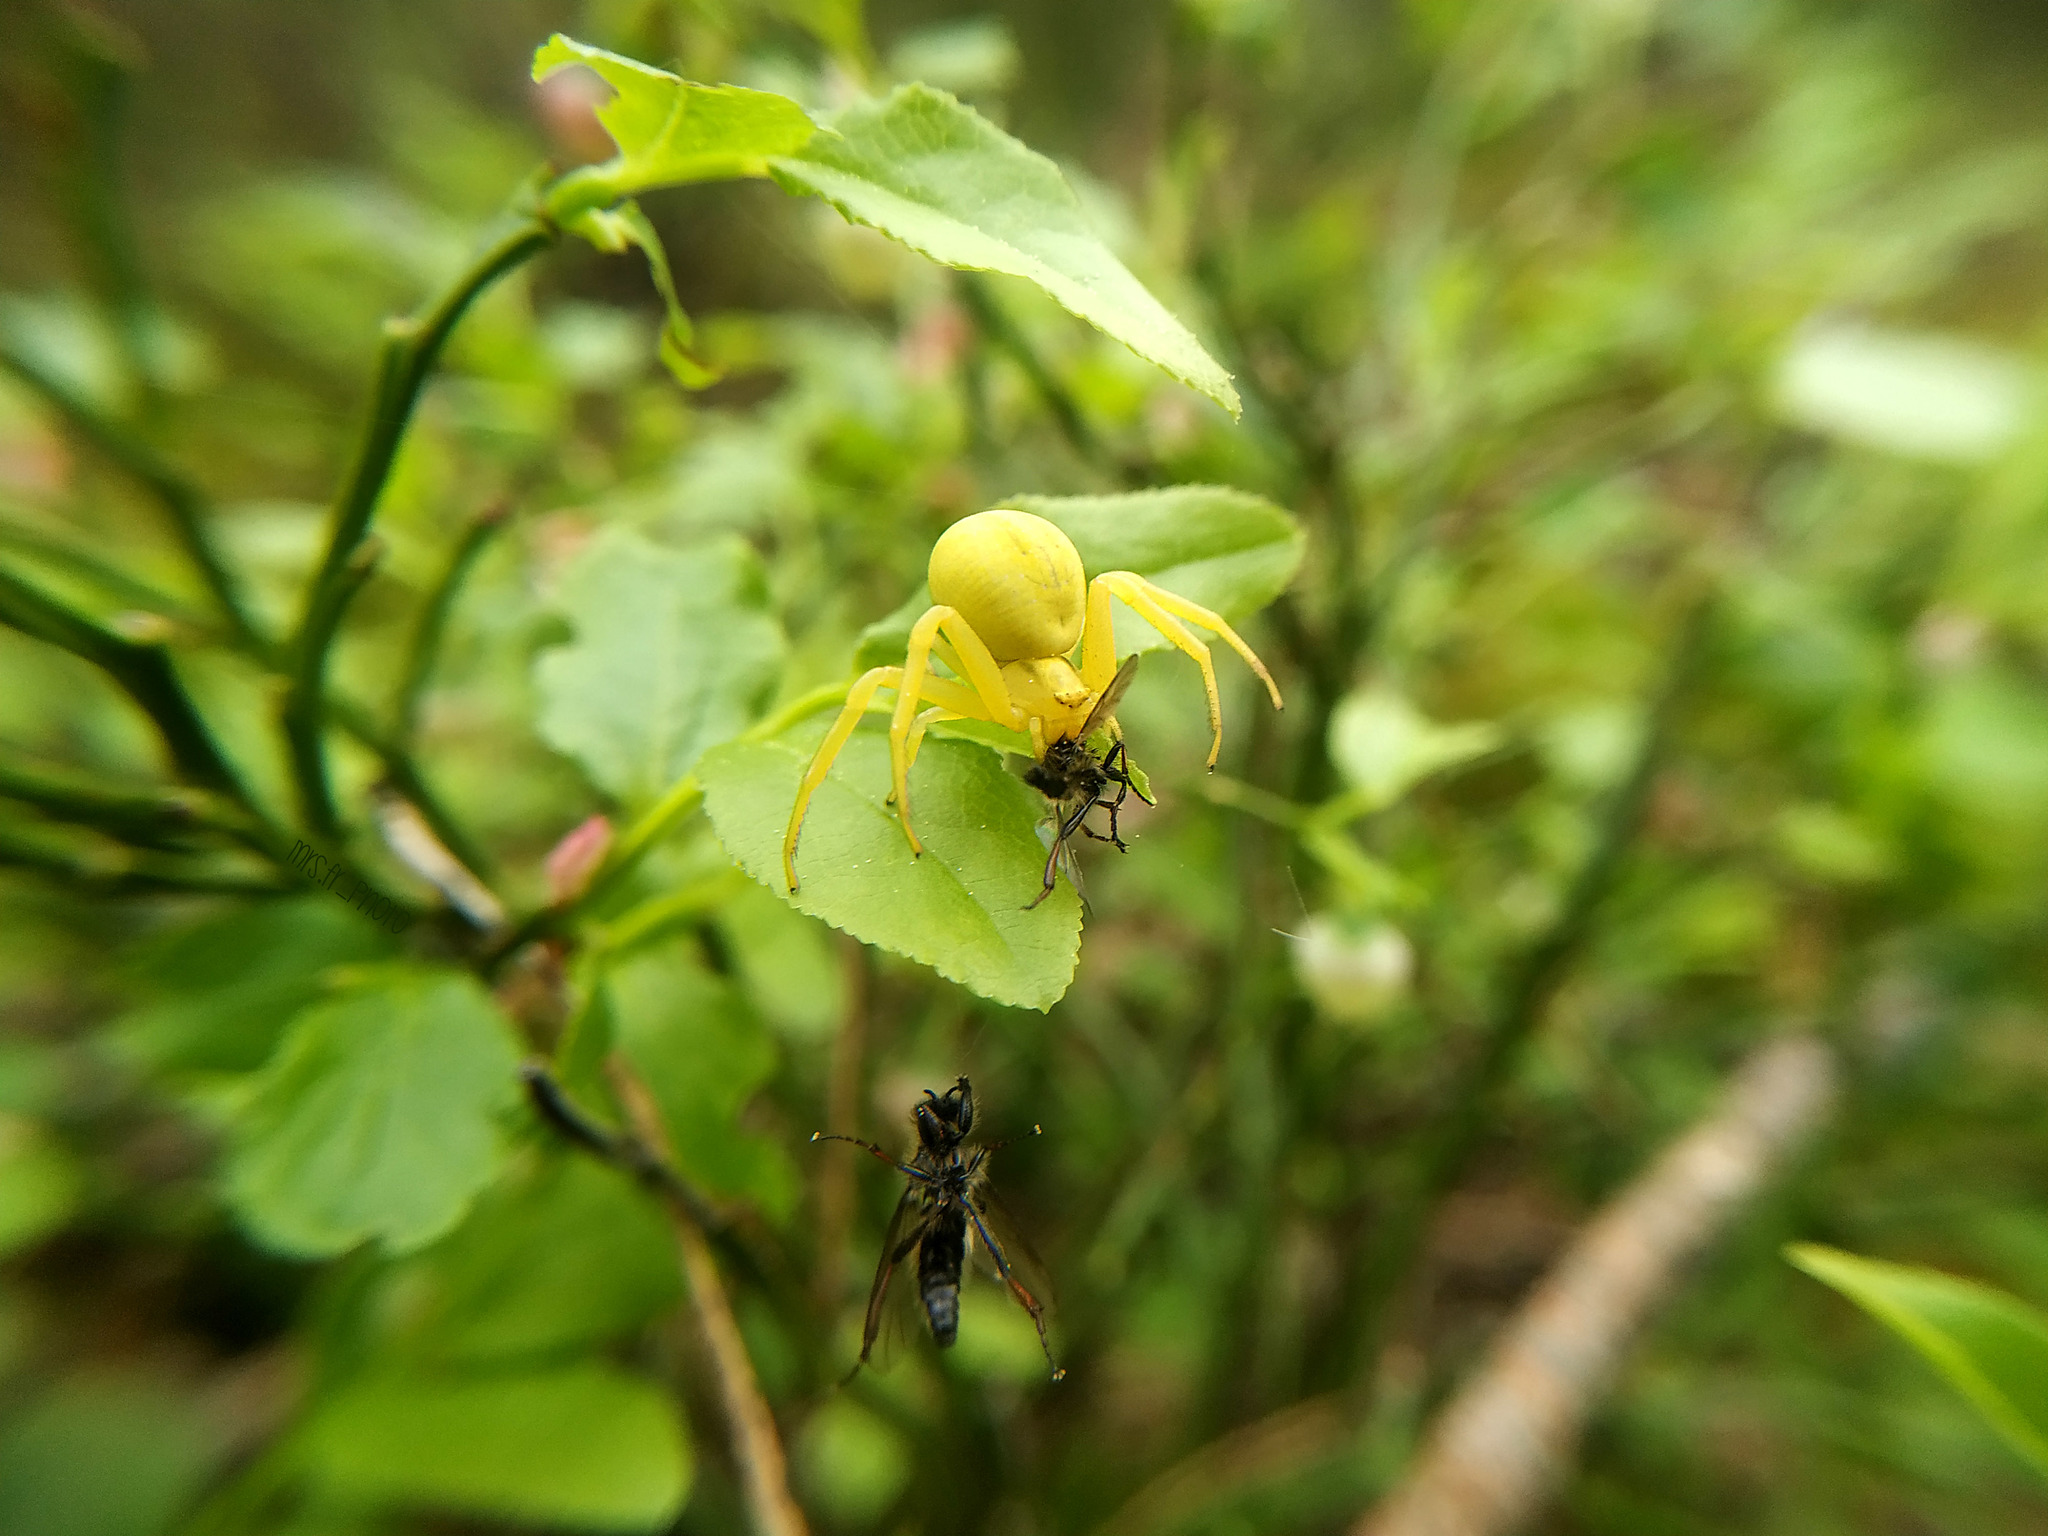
[607,949,797,1217]
[770,87,1240,415]
[225,966,521,1258]
[1788,1242,2048,1479]
[535,528,786,808]
[1327,686,1503,812]
[855,487,1302,667]
[699,726,1081,1010]
[304,1365,689,1532]
[0,1373,218,1536]
[531,35,815,219]
[108,898,393,1074]
[561,201,719,388]
[399,1156,680,1365]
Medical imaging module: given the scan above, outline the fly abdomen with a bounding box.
[919,1208,967,1347]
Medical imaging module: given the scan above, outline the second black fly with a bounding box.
[813,1076,1063,1381]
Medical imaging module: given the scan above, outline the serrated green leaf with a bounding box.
[304,1365,689,1532]
[1788,1242,2048,1479]
[532,35,815,220]
[535,528,786,807]
[1328,687,1503,812]
[770,87,1239,414]
[700,726,1081,1010]
[225,967,520,1258]
[855,487,1302,668]
[607,949,796,1218]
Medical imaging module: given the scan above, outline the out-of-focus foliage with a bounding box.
[4,1,2048,1534]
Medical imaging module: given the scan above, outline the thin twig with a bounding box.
[0,743,258,847]
[284,214,554,836]
[1353,1035,1838,1536]
[393,498,511,746]
[956,272,1123,478]
[0,818,287,897]
[600,1060,812,1536]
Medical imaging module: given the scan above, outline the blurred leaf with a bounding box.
[608,948,796,1216]
[304,1365,689,1531]
[1789,1243,2048,1479]
[226,966,520,1257]
[700,726,1082,1010]
[0,1373,216,1536]
[536,528,786,807]
[798,1398,909,1524]
[715,881,846,1041]
[0,1116,82,1258]
[532,36,816,219]
[108,898,392,1074]
[1920,663,2048,828]
[1773,320,2031,464]
[887,18,1022,97]
[1328,686,1502,811]
[770,86,1240,415]
[402,1156,679,1364]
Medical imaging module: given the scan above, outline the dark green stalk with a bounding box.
[957,273,1123,479]
[0,560,249,802]
[0,511,215,627]
[0,817,286,898]
[0,743,257,845]
[0,338,259,648]
[1326,596,1716,1394]
[393,500,511,746]
[283,214,555,835]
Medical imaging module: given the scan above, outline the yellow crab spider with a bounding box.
[782,508,1284,893]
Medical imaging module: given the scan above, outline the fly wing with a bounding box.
[1079,653,1142,741]
[856,1186,926,1373]
[968,1178,1059,1317]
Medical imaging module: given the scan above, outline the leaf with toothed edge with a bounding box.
[698,724,1081,1011]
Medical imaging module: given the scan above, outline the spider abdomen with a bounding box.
[929,509,1086,663]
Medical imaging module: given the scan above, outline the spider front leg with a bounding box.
[782,663,988,893]
[1088,574,1283,768]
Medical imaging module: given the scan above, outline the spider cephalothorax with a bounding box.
[782,508,1282,892]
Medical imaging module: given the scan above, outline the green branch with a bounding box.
[0,743,258,846]
[283,215,554,835]
[0,559,250,803]
[0,338,259,648]
[0,816,286,898]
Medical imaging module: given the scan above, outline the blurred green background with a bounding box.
[7,0,2048,1532]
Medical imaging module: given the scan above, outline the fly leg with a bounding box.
[1026,797,1095,910]
[964,1201,1064,1380]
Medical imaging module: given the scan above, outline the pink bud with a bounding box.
[546,814,613,905]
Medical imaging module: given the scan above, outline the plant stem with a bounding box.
[957,273,1121,478]
[283,214,554,835]
[0,743,258,846]
[0,559,251,804]
[0,817,286,897]
[0,338,259,648]
[393,499,511,746]
[526,1057,811,1536]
